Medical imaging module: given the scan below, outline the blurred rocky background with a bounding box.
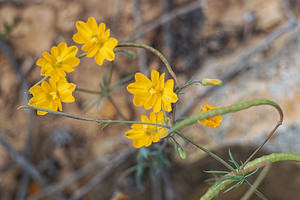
[0,0,300,199]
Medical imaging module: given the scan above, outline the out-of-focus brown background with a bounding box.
[0,0,300,199]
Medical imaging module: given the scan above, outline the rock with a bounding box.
[11,5,55,57]
[57,3,82,33]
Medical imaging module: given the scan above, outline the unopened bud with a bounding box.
[201,78,222,86]
[177,146,187,160]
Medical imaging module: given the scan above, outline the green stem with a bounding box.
[19,105,169,128]
[33,76,49,87]
[175,131,236,172]
[170,99,283,134]
[116,42,180,87]
[75,87,101,95]
[77,52,87,59]
[200,153,300,200]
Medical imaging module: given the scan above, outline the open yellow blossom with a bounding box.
[36,42,80,79]
[127,70,178,113]
[29,77,76,115]
[125,111,168,148]
[73,17,118,66]
[198,104,223,129]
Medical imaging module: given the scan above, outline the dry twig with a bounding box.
[69,148,134,200]
[132,0,148,75]
[127,0,210,41]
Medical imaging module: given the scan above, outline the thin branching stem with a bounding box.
[77,52,87,58]
[169,99,283,169]
[240,122,281,169]
[19,105,169,128]
[117,42,180,87]
[75,87,101,94]
[33,76,49,87]
[175,131,236,172]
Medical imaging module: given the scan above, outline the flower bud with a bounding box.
[201,78,222,86]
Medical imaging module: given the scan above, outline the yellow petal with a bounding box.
[98,23,106,35]
[127,73,152,95]
[37,110,48,115]
[105,37,118,48]
[144,137,152,147]
[163,102,172,112]
[41,52,53,62]
[198,104,223,129]
[140,115,150,123]
[40,63,54,76]
[72,32,88,44]
[144,95,156,110]
[51,46,59,58]
[125,129,145,139]
[86,17,98,34]
[94,51,105,65]
[41,80,52,93]
[133,139,144,148]
[133,95,147,106]
[151,70,159,86]
[63,57,80,67]
[100,46,114,61]
[36,58,47,66]
[149,112,157,122]
[158,73,165,90]
[152,94,162,113]
[75,21,93,38]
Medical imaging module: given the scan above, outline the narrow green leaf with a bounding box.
[204,170,231,174]
[224,180,244,193]
[228,149,240,170]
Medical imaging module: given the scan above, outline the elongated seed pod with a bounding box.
[200,153,300,200]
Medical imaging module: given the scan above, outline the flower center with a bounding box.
[149,87,163,96]
[49,91,59,100]
[53,56,63,68]
[90,35,107,47]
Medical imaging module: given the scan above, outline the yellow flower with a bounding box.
[73,17,118,66]
[36,42,80,79]
[198,104,223,129]
[125,111,168,148]
[29,77,76,115]
[127,70,178,113]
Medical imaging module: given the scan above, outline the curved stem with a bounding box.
[116,42,180,87]
[170,99,283,167]
[200,153,300,200]
[18,105,169,128]
[175,131,236,172]
[170,99,283,134]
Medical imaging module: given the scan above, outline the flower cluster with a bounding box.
[27,17,222,149]
[125,70,223,147]
[29,17,118,115]
[125,70,178,148]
